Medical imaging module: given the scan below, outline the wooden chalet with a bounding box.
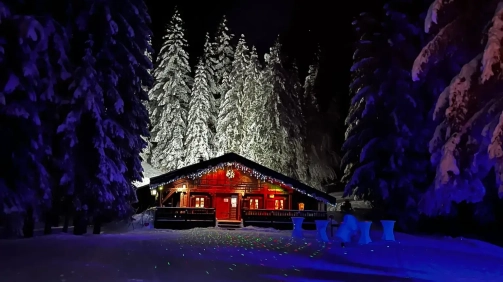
[149,153,337,230]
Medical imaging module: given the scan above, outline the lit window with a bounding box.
[275,199,284,210]
[298,203,304,210]
[249,199,259,209]
[195,197,204,208]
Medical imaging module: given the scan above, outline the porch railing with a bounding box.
[241,209,327,230]
[154,207,216,229]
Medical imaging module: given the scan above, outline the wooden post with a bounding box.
[237,192,242,221]
[159,189,162,207]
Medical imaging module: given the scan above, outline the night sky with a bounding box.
[145,0,383,120]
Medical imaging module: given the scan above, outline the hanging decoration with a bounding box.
[226,169,235,179]
[149,162,336,207]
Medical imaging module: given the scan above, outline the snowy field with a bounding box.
[1,224,503,282]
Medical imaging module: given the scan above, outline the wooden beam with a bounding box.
[161,189,176,205]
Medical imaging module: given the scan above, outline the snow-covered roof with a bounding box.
[149,152,338,205]
[133,162,164,188]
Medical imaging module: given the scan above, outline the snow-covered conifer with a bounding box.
[289,61,309,184]
[302,48,338,188]
[262,38,304,179]
[257,53,284,171]
[140,37,154,163]
[215,35,249,155]
[343,2,430,225]
[148,8,192,171]
[304,47,321,113]
[0,4,70,234]
[413,0,503,217]
[240,46,263,160]
[185,59,212,165]
[202,32,218,155]
[57,0,153,229]
[212,16,234,111]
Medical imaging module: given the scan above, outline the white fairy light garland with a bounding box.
[149,162,336,206]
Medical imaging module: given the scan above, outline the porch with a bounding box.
[152,207,327,230]
[241,209,327,230]
[154,207,216,229]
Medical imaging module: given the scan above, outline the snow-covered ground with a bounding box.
[0,224,502,282]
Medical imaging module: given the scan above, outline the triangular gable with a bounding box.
[148,153,337,206]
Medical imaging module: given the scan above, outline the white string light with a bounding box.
[149,162,336,207]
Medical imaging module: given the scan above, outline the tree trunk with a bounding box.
[93,215,102,234]
[3,213,24,238]
[52,208,60,227]
[73,212,87,235]
[43,211,52,235]
[23,208,34,238]
[62,196,71,233]
[62,214,70,233]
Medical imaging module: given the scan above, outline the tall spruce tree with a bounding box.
[342,2,430,226]
[148,8,192,171]
[185,59,212,165]
[240,46,263,161]
[140,37,154,163]
[261,42,290,175]
[262,39,303,178]
[303,48,338,188]
[413,0,503,219]
[56,0,153,233]
[0,2,71,236]
[215,35,249,155]
[289,61,309,184]
[212,16,234,115]
[202,32,218,156]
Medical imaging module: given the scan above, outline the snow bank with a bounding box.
[101,210,154,234]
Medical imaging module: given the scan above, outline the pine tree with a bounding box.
[262,38,303,178]
[215,35,249,155]
[342,2,429,225]
[56,0,153,233]
[140,37,154,163]
[257,52,284,171]
[289,61,309,184]
[413,0,503,217]
[241,46,263,160]
[148,8,192,171]
[303,48,321,113]
[185,59,212,165]
[212,16,234,113]
[303,48,338,188]
[0,2,70,236]
[202,32,218,156]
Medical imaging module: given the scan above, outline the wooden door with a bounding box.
[229,196,238,220]
[216,196,230,220]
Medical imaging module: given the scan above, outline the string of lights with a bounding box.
[149,162,336,206]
